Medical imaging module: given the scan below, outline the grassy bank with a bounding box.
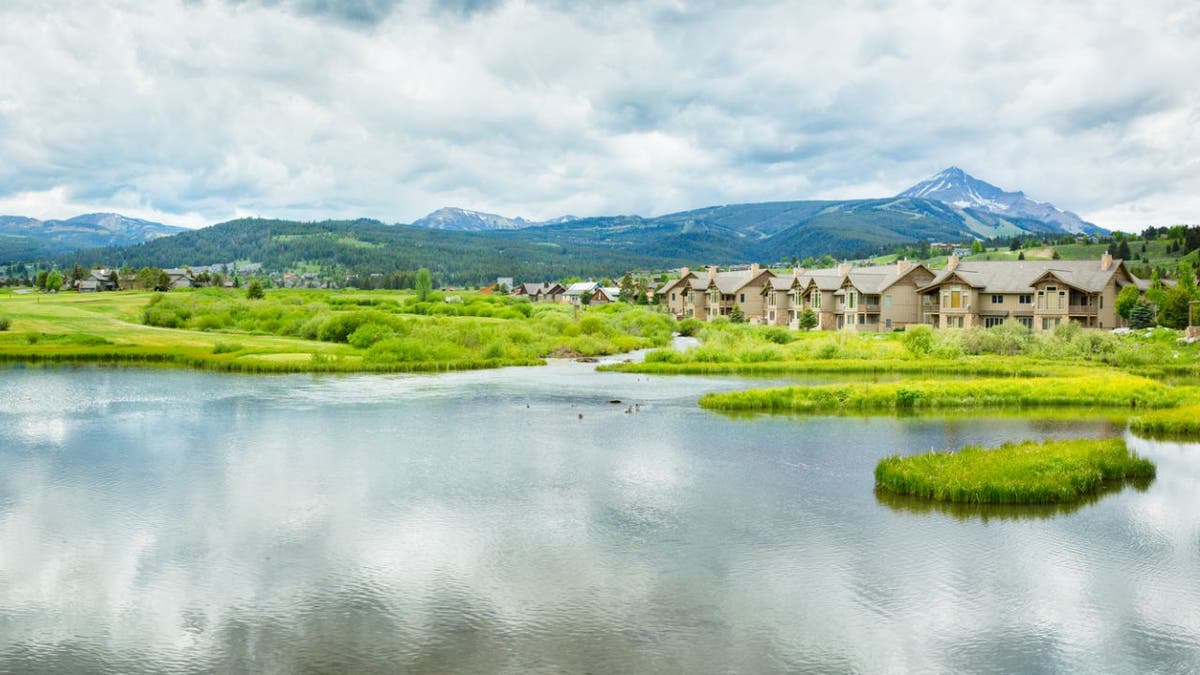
[697,374,1188,414]
[0,289,675,373]
[1129,405,1200,439]
[603,320,1200,377]
[874,438,1155,504]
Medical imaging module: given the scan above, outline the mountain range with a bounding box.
[11,168,1108,283]
[0,213,185,260]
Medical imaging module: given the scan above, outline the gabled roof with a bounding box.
[563,281,599,296]
[514,282,563,296]
[656,273,696,295]
[918,259,1134,294]
[705,269,774,294]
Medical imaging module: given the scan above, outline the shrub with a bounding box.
[902,325,934,357]
[0,315,10,331]
[348,322,397,349]
[213,342,244,354]
[762,327,795,345]
[678,318,703,337]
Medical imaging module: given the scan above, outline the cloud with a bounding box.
[0,0,1197,230]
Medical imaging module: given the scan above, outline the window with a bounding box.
[984,317,1005,328]
[670,293,676,302]
[768,310,775,322]
[848,291,857,309]
[812,293,821,309]
[1019,294,1032,304]
[739,293,745,303]
[885,318,893,329]
[1100,296,1104,309]
[858,314,865,324]
[1042,317,1061,330]
[1017,317,1033,329]
[884,295,893,308]
[991,295,1004,304]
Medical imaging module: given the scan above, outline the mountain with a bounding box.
[898,167,1105,235]
[0,212,185,259]
[410,207,577,231]
[45,167,1109,280]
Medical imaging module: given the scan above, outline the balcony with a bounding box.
[1068,304,1098,315]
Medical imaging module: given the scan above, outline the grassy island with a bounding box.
[875,438,1155,504]
[1130,405,1200,439]
[697,374,1187,414]
[0,289,675,373]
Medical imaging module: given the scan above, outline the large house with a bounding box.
[658,253,1139,332]
[657,264,776,320]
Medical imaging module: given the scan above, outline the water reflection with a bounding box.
[873,477,1154,522]
[0,368,1197,673]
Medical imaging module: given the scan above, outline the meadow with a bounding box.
[0,288,676,373]
[697,373,1191,414]
[874,438,1155,504]
[601,319,1200,379]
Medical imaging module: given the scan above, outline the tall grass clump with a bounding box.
[0,315,10,331]
[875,438,1154,504]
[698,374,1185,414]
[1130,404,1200,439]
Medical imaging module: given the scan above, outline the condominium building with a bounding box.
[658,253,1139,331]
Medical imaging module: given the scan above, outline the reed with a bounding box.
[697,374,1185,414]
[874,438,1155,504]
[1129,404,1200,439]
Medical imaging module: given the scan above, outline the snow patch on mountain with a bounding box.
[898,167,1105,235]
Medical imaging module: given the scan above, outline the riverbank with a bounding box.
[697,374,1194,414]
[0,289,674,373]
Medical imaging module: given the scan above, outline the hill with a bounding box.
[63,218,695,285]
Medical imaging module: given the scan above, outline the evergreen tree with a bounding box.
[799,308,818,331]
[1129,301,1156,329]
[246,279,265,300]
[729,304,745,323]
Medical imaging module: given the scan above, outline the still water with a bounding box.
[0,361,1197,673]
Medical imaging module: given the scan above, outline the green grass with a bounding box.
[600,357,1084,378]
[697,374,1186,414]
[874,438,1155,504]
[0,289,676,373]
[1129,404,1200,439]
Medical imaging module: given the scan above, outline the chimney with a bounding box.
[680,267,689,277]
[947,255,960,272]
[837,262,850,276]
[897,258,912,274]
[1101,252,1113,271]
[707,266,717,280]
[750,263,760,275]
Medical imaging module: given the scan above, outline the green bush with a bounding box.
[678,318,703,337]
[0,315,10,331]
[348,322,397,349]
[902,325,934,357]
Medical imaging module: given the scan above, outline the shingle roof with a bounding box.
[919,260,1132,294]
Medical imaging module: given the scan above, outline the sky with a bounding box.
[0,0,1197,231]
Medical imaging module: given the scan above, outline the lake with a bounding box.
[1,362,1198,673]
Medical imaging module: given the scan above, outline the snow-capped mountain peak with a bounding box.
[897,167,1104,235]
[410,207,576,231]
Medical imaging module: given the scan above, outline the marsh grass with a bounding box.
[698,374,1184,414]
[874,438,1155,504]
[0,289,674,373]
[1129,404,1200,439]
[873,481,1150,521]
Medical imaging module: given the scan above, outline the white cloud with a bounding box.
[0,0,1197,230]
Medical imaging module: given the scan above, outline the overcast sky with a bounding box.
[0,1,1197,231]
